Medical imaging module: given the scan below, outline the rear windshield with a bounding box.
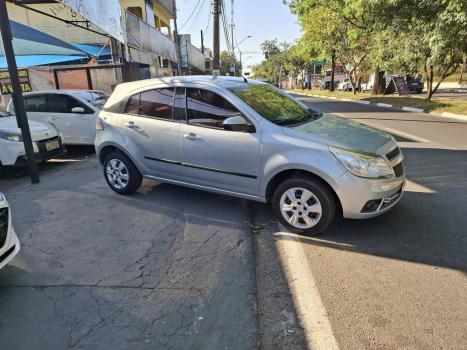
[229,84,319,126]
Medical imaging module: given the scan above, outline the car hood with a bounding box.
[283,114,393,154]
[0,116,58,141]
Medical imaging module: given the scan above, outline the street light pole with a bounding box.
[0,0,39,184]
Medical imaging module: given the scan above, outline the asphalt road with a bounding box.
[0,155,257,350]
[256,95,467,350]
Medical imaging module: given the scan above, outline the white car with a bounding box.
[0,111,64,168]
[0,193,20,270]
[7,90,107,145]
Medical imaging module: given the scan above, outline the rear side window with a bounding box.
[186,88,240,128]
[125,88,174,121]
[139,89,174,120]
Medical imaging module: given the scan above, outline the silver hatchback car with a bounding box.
[95,76,405,235]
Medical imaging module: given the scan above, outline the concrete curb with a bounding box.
[290,91,467,121]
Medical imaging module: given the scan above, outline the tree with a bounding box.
[287,0,467,99]
[219,51,242,76]
[288,0,372,93]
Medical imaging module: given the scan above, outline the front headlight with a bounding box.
[0,193,5,202]
[0,131,23,142]
[329,145,394,178]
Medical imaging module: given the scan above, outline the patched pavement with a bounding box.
[0,156,257,350]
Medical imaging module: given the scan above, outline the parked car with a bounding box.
[337,78,360,92]
[361,73,375,92]
[0,193,20,270]
[0,111,64,168]
[320,80,340,90]
[404,75,424,94]
[8,90,107,145]
[95,76,405,235]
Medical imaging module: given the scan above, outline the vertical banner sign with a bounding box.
[0,69,31,95]
[59,0,124,42]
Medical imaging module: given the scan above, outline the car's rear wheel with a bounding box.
[103,152,142,195]
[272,176,337,235]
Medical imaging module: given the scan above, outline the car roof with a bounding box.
[22,89,102,96]
[115,75,265,93]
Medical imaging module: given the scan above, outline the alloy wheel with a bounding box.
[279,187,323,229]
[106,159,129,190]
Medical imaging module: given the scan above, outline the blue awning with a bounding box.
[0,55,89,69]
[72,44,111,58]
[0,21,88,57]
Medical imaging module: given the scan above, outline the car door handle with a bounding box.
[125,121,137,129]
[184,133,201,140]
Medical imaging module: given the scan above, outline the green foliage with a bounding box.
[219,50,242,76]
[284,0,467,99]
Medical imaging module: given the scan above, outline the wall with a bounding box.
[6,2,107,45]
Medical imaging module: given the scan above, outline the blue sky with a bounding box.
[176,0,301,67]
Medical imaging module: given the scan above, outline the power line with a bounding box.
[187,0,207,32]
[179,0,203,30]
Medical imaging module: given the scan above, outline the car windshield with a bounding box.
[229,84,320,126]
[76,91,107,109]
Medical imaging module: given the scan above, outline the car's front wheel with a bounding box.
[103,152,142,195]
[272,176,337,235]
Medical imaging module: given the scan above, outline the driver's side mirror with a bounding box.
[223,115,255,133]
[71,107,85,113]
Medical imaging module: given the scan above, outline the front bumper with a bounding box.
[335,170,406,219]
[0,219,20,270]
[14,137,65,166]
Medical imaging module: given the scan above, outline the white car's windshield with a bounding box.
[229,84,320,126]
[76,91,107,110]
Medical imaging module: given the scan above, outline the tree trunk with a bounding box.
[377,71,385,94]
[371,68,380,95]
[330,49,336,92]
[349,70,357,94]
[426,65,434,100]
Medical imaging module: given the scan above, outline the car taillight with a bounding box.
[96,118,104,131]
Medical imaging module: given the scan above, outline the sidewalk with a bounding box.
[0,156,257,350]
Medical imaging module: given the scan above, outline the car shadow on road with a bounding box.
[275,147,467,273]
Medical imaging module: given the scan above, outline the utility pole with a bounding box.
[230,0,235,75]
[200,30,205,55]
[212,0,220,71]
[172,0,183,75]
[0,0,39,184]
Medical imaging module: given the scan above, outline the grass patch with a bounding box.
[291,89,467,115]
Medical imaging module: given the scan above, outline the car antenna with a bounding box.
[240,73,248,83]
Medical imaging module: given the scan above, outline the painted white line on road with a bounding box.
[355,100,370,105]
[274,231,340,350]
[405,179,436,193]
[440,112,467,121]
[402,106,424,113]
[377,103,393,108]
[384,127,431,143]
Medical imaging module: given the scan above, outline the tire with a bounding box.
[103,152,142,195]
[272,176,337,235]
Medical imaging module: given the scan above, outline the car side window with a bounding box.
[139,88,174,120]
[24,95,47,112]
[173,87,186,122]
[47,94,93,114]
[186,88,241,129]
